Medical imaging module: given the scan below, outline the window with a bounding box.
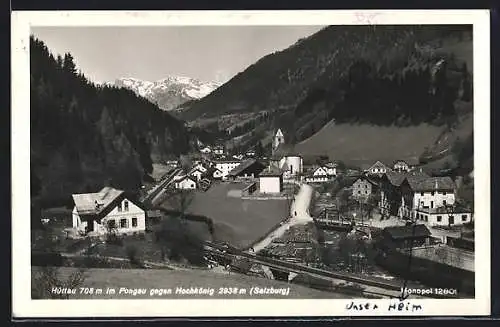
[430,201,434,209]
[120,218,128,228]
[107,220,116,229]
[431,191,435,196]
[420,201,424,207]
[365,185,367,188]
[358,191,361,194]
[421,192,424,196]
[117,204,122,212]
[124,200,129,211]
[462,215,468,222]
[443,200,447,206]
[437,215,442,222]
[425,216,428,222]
[442,192,447,196]
[132,218,138,227]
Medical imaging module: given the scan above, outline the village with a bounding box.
[35,128,475,298]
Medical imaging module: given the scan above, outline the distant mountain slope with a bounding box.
[179,25,472,156]
[295,122,444,167]
[30,36,191,203]
[113,77,220,111]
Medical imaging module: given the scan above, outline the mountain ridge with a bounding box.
[111,76,220,111]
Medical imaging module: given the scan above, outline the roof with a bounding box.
[416,204,472,214]
[353,176,378,186]
[174,175,196,183]
[228,159,265,177]
[214,160,241,164]
[275,129,284,138]
[259,166,283,177]
[385,170,430,187]
[271,143,301,159]
[365,160,390,171]
[72,187,124,216]
[406,176,456,192]
[384,224,431,239]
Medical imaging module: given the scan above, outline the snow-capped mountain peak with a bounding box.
[112,76,220,111]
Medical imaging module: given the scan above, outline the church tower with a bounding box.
[272,129,285,154]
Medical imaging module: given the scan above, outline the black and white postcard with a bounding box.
[11,9,491,317]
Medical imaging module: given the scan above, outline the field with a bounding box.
[32,266,345,299]
[295,122,444,166]
[173,183,289,249]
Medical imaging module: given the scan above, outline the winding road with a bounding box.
[251,183,314,253]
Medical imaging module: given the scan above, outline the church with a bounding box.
[270,128,303,179]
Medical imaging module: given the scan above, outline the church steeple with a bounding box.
[272,129,285,154]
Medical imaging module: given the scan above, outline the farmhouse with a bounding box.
[393,160,410,172]
[381,224,432,250]
[363,161,390,176]
[259,166,283,194]
[214,160,242,180]
[227,159,266,180]
[399,176,456,220]
[173,175,197,190]
[352,176,378,199]
[71,186,146,236]
[193,163,208,173]
[304,164,337,183]
[189,167,205,181]
[213,145,225,155]
[379,170,430,216]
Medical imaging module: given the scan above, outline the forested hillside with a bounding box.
[30,36,191,203]
[180,25,472,151]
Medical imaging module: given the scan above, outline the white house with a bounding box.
[213,145,225,155]
[399,176,456,220]
[365,161,390,176]
[174,176,197,190]
[313,165,337,178]
[414,206,472,226]
[303,165,336,183]
[71,186,146,236]
[259,167,283,194]
[189,167,205,181]
[212,168,224,179]
[214,160,241,179]
[193,163,208,173]
[200,146,212,154]
[393,160,410,172]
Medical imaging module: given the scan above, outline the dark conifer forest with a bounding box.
[30,36,191,203]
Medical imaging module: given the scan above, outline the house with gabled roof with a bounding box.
[392,160,410,172]
[399,176,456,220]
[71,186,146,236]
[173,175,197,190]
[227,159,266,180]
[364,160,391,176]
[352,175,379,199]
[379,170,430,216]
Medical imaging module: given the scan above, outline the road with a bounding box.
[250,183,314,253]
[141,168,182,206]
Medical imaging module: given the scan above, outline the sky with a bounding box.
[32,26,325,84]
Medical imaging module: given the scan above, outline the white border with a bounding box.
[12,10,491,317]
